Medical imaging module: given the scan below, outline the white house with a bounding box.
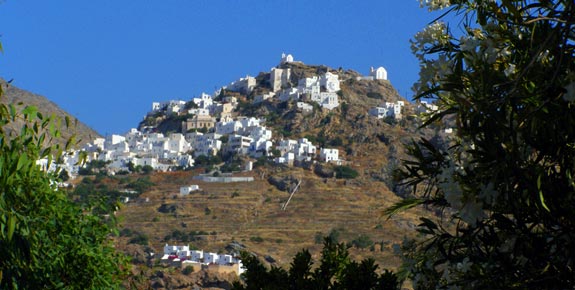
[245,125,272,141]
[297,102,313,113]
[164,244,190,256]
[150,100,187,115]
[168,133,191,153]
[227,135,253,155]
[104,134,126,150]
[320,148,339,163]
[180,185,200,195]
[192,93,214,109]
[294,138,317,161]
[175,155,195,169]
[369,101,404,120]
[217,254,233,265]
[275,152,295,166]
[191,250,204,262]
[277,139,298,155]
[320,72,341,93]
[187,108,210,116]
[238,117,263,128]
[298,76,320,95]
[226,76,256,95]
[253,92,274,104]
[204,252,218,264]
[415,100,439,114]
[133,157,158,168]
[311,92,339,110]
[191,133,222,157]
[369,107,390,119]
[278,88,300,102]
[216,119,243,135]
[249,139,273,157]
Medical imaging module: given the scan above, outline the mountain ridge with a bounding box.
[0,79,102,147]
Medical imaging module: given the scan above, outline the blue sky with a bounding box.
[0,1,445,135]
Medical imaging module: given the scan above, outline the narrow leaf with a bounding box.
[9,103,16,121]
[537,174,550,212]
[17,154,28,171]
[383,198,425,218]
[7,214,16,241]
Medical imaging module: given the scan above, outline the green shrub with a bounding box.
[129,233,149,245]
[182,265,194,275]
[351,234,374,249]
[250,236,264,243]
[334,166,359,179]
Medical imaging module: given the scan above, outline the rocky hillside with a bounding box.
[140,62,435,186]
[112,63,446,288]
[0,79,101,147]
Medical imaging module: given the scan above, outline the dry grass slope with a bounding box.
[118,168,427,271]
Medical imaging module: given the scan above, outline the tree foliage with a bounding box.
[389,0,575,288]
[232,237,401,290]
[0,89,128,288]
[334,165,359,179]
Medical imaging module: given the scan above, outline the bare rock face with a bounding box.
[149,269,236,290]
[267,175,299,192]
[314,163,335,178]
[124,244,150,265]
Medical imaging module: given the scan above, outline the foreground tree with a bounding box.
[388,0,575,288]
[0,85,128,288]
[233,238,400,290]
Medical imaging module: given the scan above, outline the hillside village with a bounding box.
[38,54,440,180]
[32,54,448,288]
[161,244,245,276]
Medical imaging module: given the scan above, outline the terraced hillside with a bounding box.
[116,168,428,271]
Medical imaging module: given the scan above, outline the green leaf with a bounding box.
[537,174,550,212]
[22,106,38,121]
[17,154,28,171]
[383,198,425,218]
[7,214,16,241]
[9,103,16,121]
[49,121,55,137]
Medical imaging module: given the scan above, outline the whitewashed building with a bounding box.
[297,102,313,113]
[320,148,339,163]
[204,252,218,264]
[311,92,339,110]
[180,185,200,195]
[320,72,341,93]
[270,68,291,92]
[370,66,388,80]
[369,101,404,120]
[415,100,439,114]
[226,76,256,95]
[280,53,294,64]
[278,88,300,102]
[253,92,274,104]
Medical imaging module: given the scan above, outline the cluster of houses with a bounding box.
[161,244,245,276]
[368,101,406,120]
[37,54,436,178]
[39,119,342,179]
[415,100,439,114]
